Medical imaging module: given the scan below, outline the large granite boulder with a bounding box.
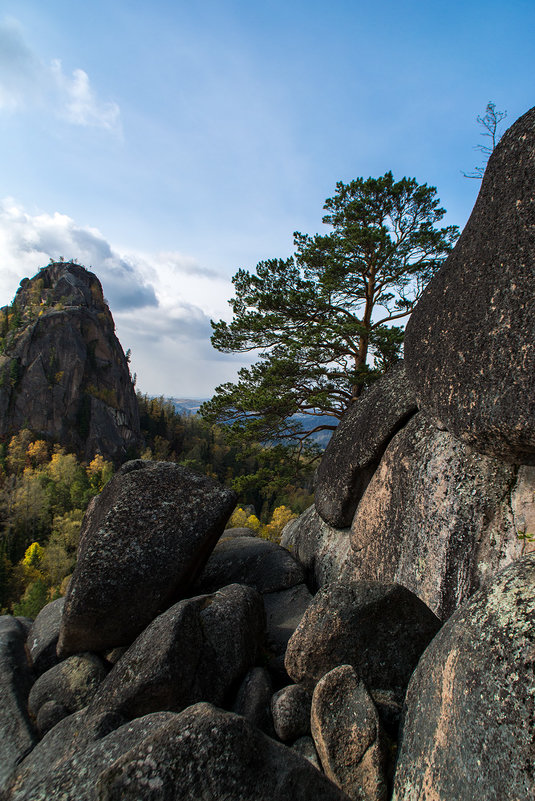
[285,581,441,703]
[96,703,352,801]
[0,617,37,792]
[57,460,236,655]
[220,526,257,538]
[193,535,304,594]
[281,505,353,592]
[4,710,176,801]
[404,107,535,465]
[311,665,388,801]
[350,412,531,619]
[315,363,417,528]
[393,555,535,801]
[88,583,264,720]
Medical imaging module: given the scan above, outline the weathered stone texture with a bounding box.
[88,584,264,720]
[57,460,236,655]
[285,581,440,702]
[404,106,535,464]
[193,535,304,594]
[96,703,352,801]
[0,617,37,792]
[393,555,535,801]
[350,412,530,619]
[315,362,417,528]
[311,665,388,801]
[281,505,353,592]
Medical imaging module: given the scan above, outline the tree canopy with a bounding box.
[202,172,459,475]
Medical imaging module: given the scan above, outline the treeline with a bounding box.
[0,429,114,616]
[137,393,314,520]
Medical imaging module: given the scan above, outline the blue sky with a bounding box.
[0,0,533,396]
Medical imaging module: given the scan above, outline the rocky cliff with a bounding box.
[0,262,141,463]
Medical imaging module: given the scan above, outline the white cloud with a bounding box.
[0,199,156,310]
[0,18,121,133]
[50,59,120,131]
[0,199,247,396]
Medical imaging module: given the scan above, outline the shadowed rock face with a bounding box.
[404,106,535,465]
[57,461,237,655]
[192,535,305,595]
[0,262,140,463]
[393,555,535,801]
[285,580,441,703]
[0,617,37,793]
[315,363,417,528]
[88,584,265,720]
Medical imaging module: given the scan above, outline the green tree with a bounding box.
[260,505,297,543]
[86,455,114,494]
[12,577,49,618]
[10,469,51,551]
[202,173,458,476]
[6,429,35,475]
[46,450,89,514]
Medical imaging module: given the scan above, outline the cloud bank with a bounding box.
[0,199,157,310]
[0,199,246,397]
[0,18,121,132]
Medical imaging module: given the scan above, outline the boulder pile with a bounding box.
[2,106,535,800]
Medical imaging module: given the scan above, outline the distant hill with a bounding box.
[167,397,206,416]
[167,397,335,448]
